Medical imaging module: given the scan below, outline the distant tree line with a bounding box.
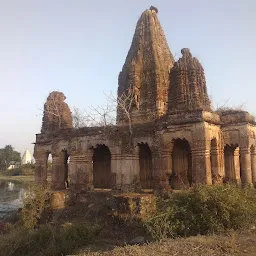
[0,145,21,171]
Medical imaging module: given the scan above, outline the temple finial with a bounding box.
[150,6,158,14]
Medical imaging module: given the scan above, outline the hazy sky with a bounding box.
[0,0,256,156]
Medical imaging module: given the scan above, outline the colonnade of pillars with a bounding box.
[224,145,256,186]
[34,143,256,192]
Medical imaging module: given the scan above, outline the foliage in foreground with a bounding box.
[0,222,99,256]
[2,163,35,176]
[21,184,52,229]
[0,145,21,171]
[145,185,256,240]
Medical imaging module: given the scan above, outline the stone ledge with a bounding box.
[218,110,255,125]
[167,110,220,125]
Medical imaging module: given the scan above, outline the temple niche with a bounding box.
[34,6,256,194]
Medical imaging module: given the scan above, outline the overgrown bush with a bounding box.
[21,185,51,229]
[1,168,21,176]
[1,164,35,176]
[0,222,100,256]
[19,163,35,175]
[145,185,256,240]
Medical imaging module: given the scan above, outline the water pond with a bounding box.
[0,180,27,220]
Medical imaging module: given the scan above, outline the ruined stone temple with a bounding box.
[34,7,256,193]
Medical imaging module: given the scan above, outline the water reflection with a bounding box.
[8,182,14,191]
[0,180,26,220]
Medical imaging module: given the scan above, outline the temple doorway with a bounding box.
[92,145,112,189]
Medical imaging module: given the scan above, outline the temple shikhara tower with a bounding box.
[34,7,256,194]
[117,7,174,123]
[21,149,32,165]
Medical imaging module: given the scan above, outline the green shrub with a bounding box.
[0,222,99,256]
[21,185,51,229]
[145,185,256,240]
[1,168,21,176]
[19,164,35,175]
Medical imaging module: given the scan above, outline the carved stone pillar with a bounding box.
[251,150,256,186]
[240,148,252,185]
[218,148,225,180]
[224,147,240,184]
[211,147,224,184]
[233,148,241,183]
[69,152,93,192]
[224,149,232,181]
[34,153,48,185]
[153,148,172,194]
[192,148,212,185]
[111,153,122,190]
[120,152,140,192]
[52,154,66,190]
[35,156,47,184]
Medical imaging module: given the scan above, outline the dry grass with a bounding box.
[0,174,35,182]
[80,231,256,256]
[0,174,51,182]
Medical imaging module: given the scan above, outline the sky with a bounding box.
[0,0,256,156]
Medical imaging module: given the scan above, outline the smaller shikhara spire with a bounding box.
[41,91,72,133]
[117,7,175,124]
[168,48,212,112]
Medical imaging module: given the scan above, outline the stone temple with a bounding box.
[34,7,256,194]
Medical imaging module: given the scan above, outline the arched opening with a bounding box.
[46,153,52,182]
[210,138,218,184]
[92,145,111,189]
[138,143,153,189]
[224,144,240,183]
[170,139,192,189]
[63,150,70,189]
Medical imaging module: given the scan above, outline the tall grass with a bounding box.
[0,222,100,256]
[20,184,51,229]
[145,185,256,240]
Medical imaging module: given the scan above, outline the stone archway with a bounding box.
[170,139,192,189]
[224,144,240,183]
[138,143,153,189]
[51,150,71,190]
[92,145,111,189]
[46,152,52,177]
[63,150,69,189]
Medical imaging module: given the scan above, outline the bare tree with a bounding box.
[105,85,136,135]
[72,103,116,128]
[88,103,116,127]
[72,107,89,128]
[215,98,245,114]
[72,86,135,133]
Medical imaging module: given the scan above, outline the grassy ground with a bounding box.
[80,231,256,256]
[2,185,256,256]
[0,174,35,182]
[0,174,52,183]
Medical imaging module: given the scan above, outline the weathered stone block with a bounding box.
[113,193,156,221]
